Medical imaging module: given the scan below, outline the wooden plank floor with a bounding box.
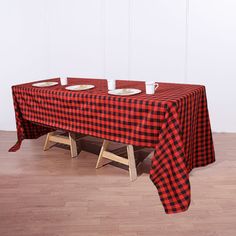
[0,131,236,236]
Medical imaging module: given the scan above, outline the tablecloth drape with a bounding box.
[9,78,215,213]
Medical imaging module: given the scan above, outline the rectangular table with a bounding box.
[9,78,215,214]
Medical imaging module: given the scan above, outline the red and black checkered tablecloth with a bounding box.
[9,78,215,214]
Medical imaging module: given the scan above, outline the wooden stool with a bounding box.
[96,140,137,181]
[43,131,78,158]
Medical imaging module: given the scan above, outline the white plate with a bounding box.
[32,82,58,87]
[108,88,141,96]
[65,85,95,91]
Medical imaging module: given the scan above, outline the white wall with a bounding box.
[187,0,236,132]
[104,0,130,80]
[130,0,186,82]
[0,0,49,130]
[0,0,236,132]
[46,0,104,78]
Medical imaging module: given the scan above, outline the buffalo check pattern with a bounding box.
[9,78,215,214]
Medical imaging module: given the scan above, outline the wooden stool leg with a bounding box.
[69,133,78,158]
[127,145,137,181]
[96,140,110,168]
[43,132,55,151]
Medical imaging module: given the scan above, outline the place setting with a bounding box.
[58,77,95,91]
[107,79,159,96]
[32,77,95,91]
[32,81,59,87]
[65,84,95,91]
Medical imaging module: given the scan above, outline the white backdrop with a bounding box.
[0,0,236,132]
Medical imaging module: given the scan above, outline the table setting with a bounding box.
[31,77,159,96]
